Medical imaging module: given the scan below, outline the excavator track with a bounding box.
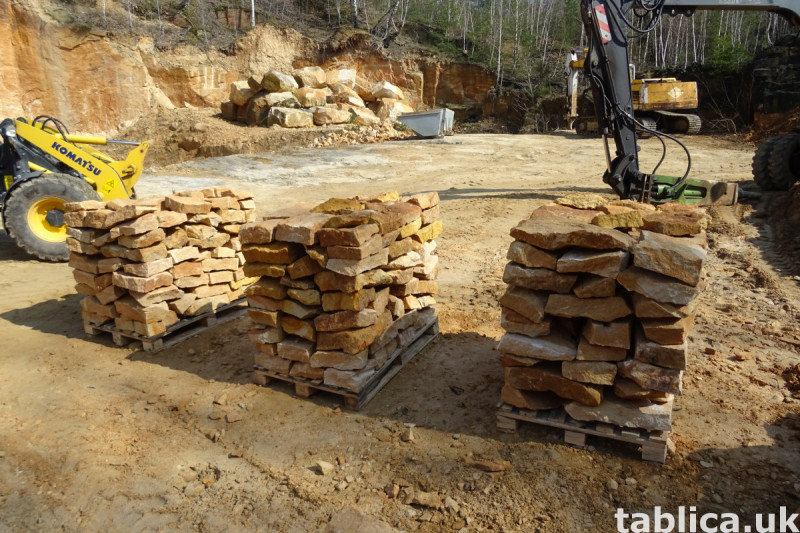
[653,110,702,135]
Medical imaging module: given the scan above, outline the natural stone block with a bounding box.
[261,70,299,92]
[114,298,170,324]
[315,309,378,332]
[497,331,577,361]
[386,251,422,270]
[276,336,314,363]
[239,220,281,244]
[192,284,230,298]
[582,319,631,349]
[561,361,617,385]
[617,267,701,306]
[327,249,389,276]
[169,293,197,315]
[642,210,709,236]
[572,274,617,298]
[614,377,672,402]
[545,294,631,322]
[634,328,687,370]
[310,349,369,371]
[202,257,238,272]
[247,278,289,300]
[250,326,285,345]
[318,224,379,247]
[640,316,693,345]
[317,324,380,354]
[529,203,602,223]
[591,209,644,229]
[500,308,551,338]
[73,270,113,291]
[499,286,548,323]
[327,233,383,260]
[576,337,628,361]
[501,385,562,410]
[125,243,168,263]
[281,316,316,342]
[247,308,280,327]
[511,218,634,251]
[242,242,304,264]
[633,230,706,286]
[129,285,183,307]
[421,205,440,225]
[172,261,203,278]
[281,299,320,320]
[112,271,172,293]
[406,192,439,210]
[564,395,673,432]
[618,359,683,395]
[505,365,603,406]
[168,246,200,264]
[164,196,211,214]
[174,274,208,289]
[324,367,376,392]
[503,262,577,294]
[243,263,286,278]
[556,249,630,278]
[275,213,333,245]
[208,271,234,284]
[322,288,376,312]
[507,240,558,270]
[287,288,321,306]
[293,66,327,88]
[165,228,189,249]
[413,220,443,243]
[632,293,697,318]
[267,107,313,128]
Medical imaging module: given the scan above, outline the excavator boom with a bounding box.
[579,0,800,204]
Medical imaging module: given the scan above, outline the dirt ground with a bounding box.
[1,132,799,532]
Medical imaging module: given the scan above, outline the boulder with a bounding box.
[371,80,404,100]
[267,107,313,128]
[293,66,327,88]
[374,98,413,122]
[294,88,328,108]
[265,91,302,109]
[314,107,352,126]
[261,70,299,92]
[229,81,255,106]
[349,107,380,126]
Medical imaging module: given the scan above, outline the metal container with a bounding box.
[397,108,454,138]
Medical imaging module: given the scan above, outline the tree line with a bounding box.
[76,0,796,95]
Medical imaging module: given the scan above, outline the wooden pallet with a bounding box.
[84,298,248,352]
[253,315,439,410]
[497,403,669,463]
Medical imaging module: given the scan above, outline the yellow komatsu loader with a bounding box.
[0,116,149,261]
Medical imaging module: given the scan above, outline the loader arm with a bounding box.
[10,119,148,201]
[579,0,800,204]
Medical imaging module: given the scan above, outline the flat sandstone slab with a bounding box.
[511,218,634,251]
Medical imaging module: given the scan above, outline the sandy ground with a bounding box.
[0,132,799,532]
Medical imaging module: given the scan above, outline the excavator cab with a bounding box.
[0,116,149,261]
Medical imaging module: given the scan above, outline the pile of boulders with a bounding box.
[498,198,709,433]
[240,191,441,393]
[222,66,415,129]
[66,189,257,338]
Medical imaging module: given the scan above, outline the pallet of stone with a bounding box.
[496,195,710,462]
[84,297,248,352]
[66,187,258,348]
[240,190,441,406]
[253,312,439,409]
[496,403,669,463]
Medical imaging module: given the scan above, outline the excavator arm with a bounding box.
[579,0,800,204]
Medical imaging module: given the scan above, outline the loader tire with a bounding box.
[767,133,800,191]
[3,173,100,262]
[752,135,781,190]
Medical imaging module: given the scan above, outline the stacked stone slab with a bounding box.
[222,66,414,129]
[66,188,258,338]
[499,200,710,433]
[241,191,441,393]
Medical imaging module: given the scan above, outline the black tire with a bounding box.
[752,135,781,190]
[767,133,800,191]
[3,173,100,262]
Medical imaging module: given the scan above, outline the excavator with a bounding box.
[578,0,800,204]
[566,48,702,135]
[0,116,149,261]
